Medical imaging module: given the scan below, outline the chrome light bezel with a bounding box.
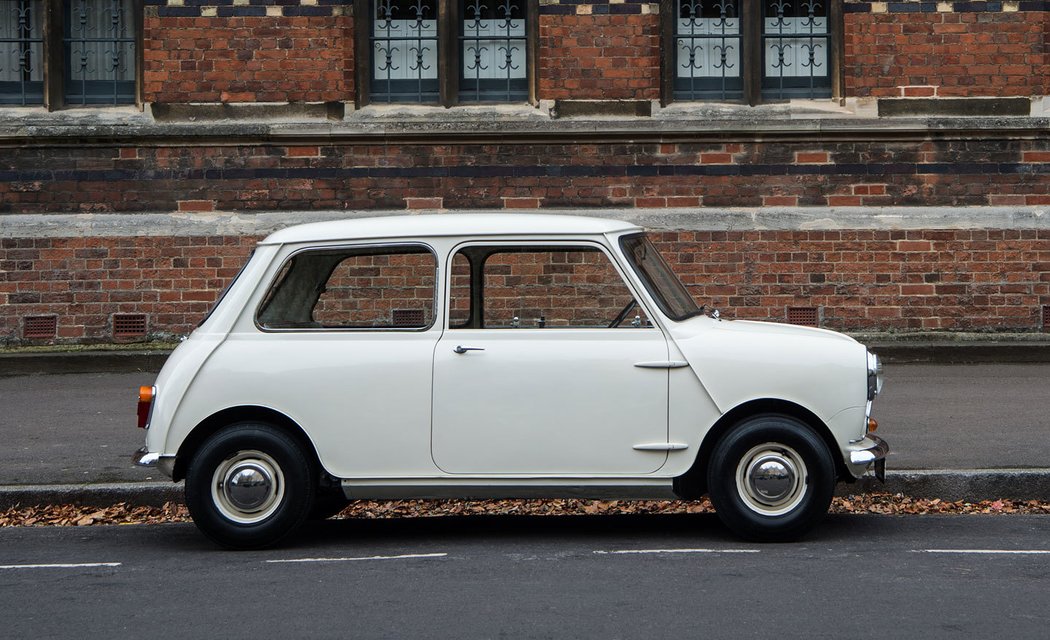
[866,351,883,401]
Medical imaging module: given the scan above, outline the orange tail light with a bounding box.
[137,386,155,429]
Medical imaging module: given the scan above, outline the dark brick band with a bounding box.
[845,0,1048,12]
[2,162,1048,184]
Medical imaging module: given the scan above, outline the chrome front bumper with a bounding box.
[133,447,176,478]
[846,435,888,482]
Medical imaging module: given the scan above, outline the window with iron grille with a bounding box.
[355,0,536,106]
[0,0,139,108]
[662,0,838,105]
[0,0,44,105]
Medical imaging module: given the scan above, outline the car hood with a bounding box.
[668,315,859,344]
[665,315,867,419]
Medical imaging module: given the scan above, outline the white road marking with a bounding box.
[594,548,760,556]
[0,562,121,570]
[917,549,1050,555]
[265,552,448,564]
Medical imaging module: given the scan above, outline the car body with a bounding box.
[133,214,887,548]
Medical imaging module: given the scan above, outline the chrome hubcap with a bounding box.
[735,443,808,516]
[211,451,285,524]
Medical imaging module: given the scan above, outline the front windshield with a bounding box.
[620,234,702,321]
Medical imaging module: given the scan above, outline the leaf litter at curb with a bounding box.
[1,494,1049,528]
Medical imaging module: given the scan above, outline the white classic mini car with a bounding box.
[134,214,887,548]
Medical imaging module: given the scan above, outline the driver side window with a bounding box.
[449,246,651,329]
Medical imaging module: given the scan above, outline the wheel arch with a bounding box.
[172,406,325,482]
[673,398,847,499]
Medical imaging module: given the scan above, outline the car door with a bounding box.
[431,242,671,475]
[210,242,443,478]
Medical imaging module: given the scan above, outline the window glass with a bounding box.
[257,246,436,330]
[0,0,45,105]
[762,0,831,100]
[459,0,528,102]
[449,246,648,329]
[63,0,136,105]
[370,0,439,103]
[620,234,701,321]
[674,0,742,101]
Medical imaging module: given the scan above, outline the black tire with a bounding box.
[706,414,835,542]
[185,422,315,549]
[308,491,350,521]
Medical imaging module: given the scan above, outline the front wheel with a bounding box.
[185,422,315,549]
[707,414,835,542]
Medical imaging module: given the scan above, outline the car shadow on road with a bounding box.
[284,511,888,550]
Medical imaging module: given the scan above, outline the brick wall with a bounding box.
[143,1,353,103]
[2,136,1047,213]
[651,229,1050,331]
[538,4,660,101]
[2,228,1048,344]
[0,236,256,343]
[845,2,1049,98]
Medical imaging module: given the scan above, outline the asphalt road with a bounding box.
[0,363,1048,485]
[1,514,1048,639]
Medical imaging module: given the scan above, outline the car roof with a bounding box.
[259,213,643,246]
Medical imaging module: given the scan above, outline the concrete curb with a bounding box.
[3,470,1050,509]
[0,351,173,376]
[844,469,1050,502]
[0,482,183,510]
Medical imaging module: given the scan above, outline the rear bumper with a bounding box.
[133,447,176,478]
[845,435,888,481]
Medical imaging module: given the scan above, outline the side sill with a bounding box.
[339,478,678,501]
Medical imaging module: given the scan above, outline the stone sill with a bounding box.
[0,99,1047,141]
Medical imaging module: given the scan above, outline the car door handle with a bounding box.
[453,345,485,354]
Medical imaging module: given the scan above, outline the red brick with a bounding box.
[405,197,443,210]
[177,200,215,212]
[795,152,830,164]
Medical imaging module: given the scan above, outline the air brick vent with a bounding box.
[113,314,148,338]
[392,309,426,327]
[24,316,57,340]
[1043,305,1050,331]
[787,307,819,327]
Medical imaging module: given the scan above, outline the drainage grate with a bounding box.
[392,309,426,327]
[113,314,148,338]
[786,307,819,327]
[1043,305,1050,331]
[24,316,57,340]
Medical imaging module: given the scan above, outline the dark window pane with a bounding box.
[673,0,743,102]
[761,0,831,100]
[370,0,439,103]
[0,0,44,105]
[459,0,527,103]
[258,246,437,330]
[63,0,136,105]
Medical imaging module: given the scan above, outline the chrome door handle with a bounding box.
[453,345,485,354]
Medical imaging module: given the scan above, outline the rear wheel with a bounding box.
[185,422,315,549]
[707,414,835,542]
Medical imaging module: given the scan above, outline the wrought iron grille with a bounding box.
[459,0,526,102]
[0,0,44,105]
[371,0,439,103]
[63,0,136,105]
[673,0,742,102]
[762,0,830,100]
